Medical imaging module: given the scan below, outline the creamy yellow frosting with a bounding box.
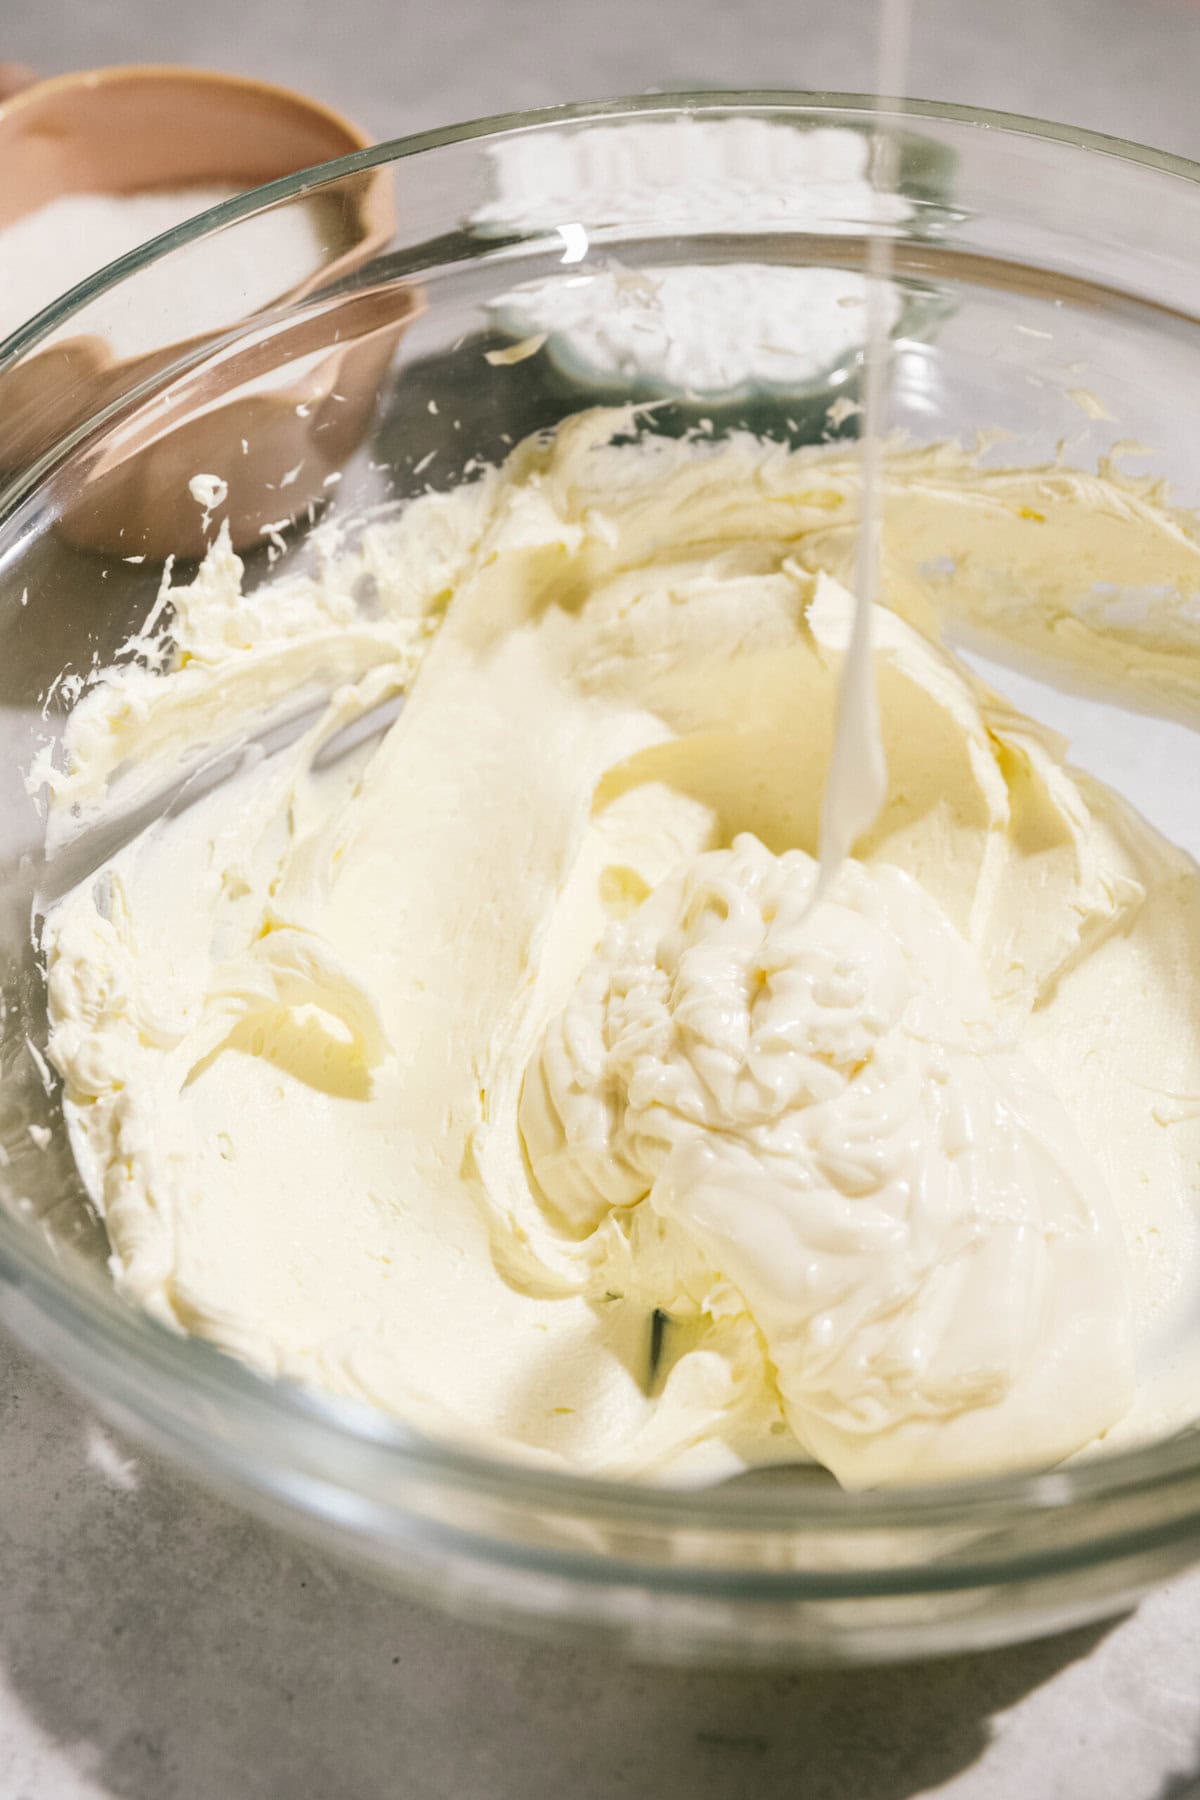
[37,411,1200,1485]
[522,834,1132,1484]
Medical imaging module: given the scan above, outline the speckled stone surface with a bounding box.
[5,2,1200,1794]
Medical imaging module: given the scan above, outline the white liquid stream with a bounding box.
[815,0,912,889]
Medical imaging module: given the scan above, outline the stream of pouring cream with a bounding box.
[815,0,911,888]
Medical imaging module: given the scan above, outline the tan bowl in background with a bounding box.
[0,66,417,558]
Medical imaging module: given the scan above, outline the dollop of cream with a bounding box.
[187,472,229,513]
[522,834,1132,1485]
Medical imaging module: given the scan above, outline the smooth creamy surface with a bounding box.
[37,411,1200,1486]
[522,836,1132,1484]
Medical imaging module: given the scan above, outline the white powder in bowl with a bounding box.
[489,265,901,397]
[475,120,911,400]
[0,187,338,356]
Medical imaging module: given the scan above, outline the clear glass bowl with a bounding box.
[3,94,1200,1665]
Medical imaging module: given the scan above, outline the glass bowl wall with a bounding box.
[3,96,1200,1664]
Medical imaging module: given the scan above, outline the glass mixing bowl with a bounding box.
[3,94,1200,1666]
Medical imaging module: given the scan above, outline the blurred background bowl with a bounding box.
[0,64,412,555]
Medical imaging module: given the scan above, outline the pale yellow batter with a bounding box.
[36,411,1200,1486]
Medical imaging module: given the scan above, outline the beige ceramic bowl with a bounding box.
[0,65,416,556]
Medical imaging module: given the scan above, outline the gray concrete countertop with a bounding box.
[6,2,1200,1794]
[5,1333,1200,1800]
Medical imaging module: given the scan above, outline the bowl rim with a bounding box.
[5,87,1200,1559]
